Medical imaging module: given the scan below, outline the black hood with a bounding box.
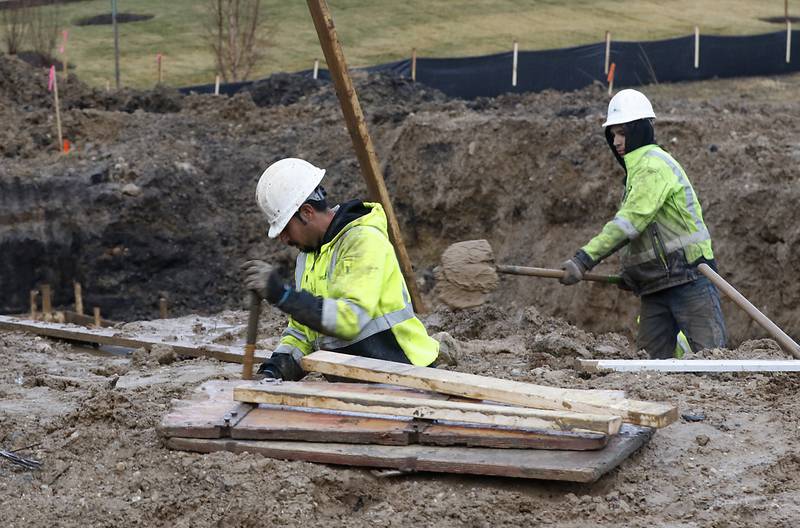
[605,118,656,171]
[321,199,370,246]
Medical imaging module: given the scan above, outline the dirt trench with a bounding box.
[1,54,799,345]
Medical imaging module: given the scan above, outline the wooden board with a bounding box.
[166,424,651,483]
[302,351,677,428]
[578,358,800,373]
[234,382,622,435]
[0,315,269,364]
[161,381,609,450]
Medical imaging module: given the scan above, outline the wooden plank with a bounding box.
[419,423,608,450]
[301,351,677,428]
[158,380,258,438]
[166,424,652,483]
[0,315,269,364]
[234,383,622,435]
[233,407,413,445]
[579,358,800,373]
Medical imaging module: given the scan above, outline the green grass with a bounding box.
[13,0,796,88]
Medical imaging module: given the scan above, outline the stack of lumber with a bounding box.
[160,352,677,482]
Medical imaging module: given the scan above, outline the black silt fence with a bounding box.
[181,30,799,100]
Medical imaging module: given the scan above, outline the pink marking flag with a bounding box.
[48,66,55,92]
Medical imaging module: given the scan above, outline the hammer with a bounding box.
[242,291,262,380]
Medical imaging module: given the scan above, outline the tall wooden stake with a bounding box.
[214,75,220,95]
[511,40,518,87]
[788,20,793,63]
[41,284,52,318]
[51,68,64,153]
[306,0,426,313]
[604,31,611,75]
[411,48,417,82]
[313,58,320,79]
[74,282,84,315]
[694,26,700,69]
[159,297,168,319]
[93,307,101,328]
[112,0,121,89]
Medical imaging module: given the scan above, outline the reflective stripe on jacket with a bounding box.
[277,202,439,366]
[583,144,715,295]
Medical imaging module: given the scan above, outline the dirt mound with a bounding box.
[1,55,799,347]
[244,72,325,107]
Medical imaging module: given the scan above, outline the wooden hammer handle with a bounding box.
[496,265,622,284]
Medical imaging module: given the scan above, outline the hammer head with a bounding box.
[434,239,499,309]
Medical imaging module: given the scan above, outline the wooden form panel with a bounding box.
[233,382,622,435]
[166,424,651,483]
[302,351,677,428]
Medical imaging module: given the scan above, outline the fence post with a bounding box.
[74,282,83,315]
[604,31,611,75]
[787,20,793,64]
[214,75,220,95]
[159,297,168,319]
[512,40,518,87]
[694,26,700,69]
[156,53,163,85]
[313,58,319,79]
[411,48,417,82]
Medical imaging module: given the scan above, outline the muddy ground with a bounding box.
[2,55,800,526]
[2,307,800,527]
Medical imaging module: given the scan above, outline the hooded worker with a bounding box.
[559,89,727,359]
[242,158,439,380]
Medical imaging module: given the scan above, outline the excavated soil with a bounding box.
[2,54,800,526]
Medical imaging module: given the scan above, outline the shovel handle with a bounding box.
[496,265,622,284]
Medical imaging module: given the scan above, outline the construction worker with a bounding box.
[559,89,727,359]
[242,158,439,380]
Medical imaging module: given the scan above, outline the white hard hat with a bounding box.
[602,89,656,127]
[255,158,326,238]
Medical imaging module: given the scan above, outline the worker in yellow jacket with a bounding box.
[559,90,727,359]
[242,158,439,380]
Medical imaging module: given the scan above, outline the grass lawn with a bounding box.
[11,0,795,88]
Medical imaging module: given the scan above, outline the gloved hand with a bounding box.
[257,352,305,381]
[559,250,596,286]
[242,260,289,304]
[560,258,585,285]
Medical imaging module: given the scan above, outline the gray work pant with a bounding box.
[637,276,728,359]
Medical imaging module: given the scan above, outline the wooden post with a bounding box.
[604,31,611,75]
[159,297,168,319]
[313,58,320,79]
[112,0,121,89]
[306,0,426,313]
[694,26,700,69]
[511,40,518,87]
[49,67,64,153]
[61,30,69,82]
[411,48,416,82]
[93,307,101,328]
[157,53,163,85]
[787,20,793,63]
[214,75,220,95]
[73,282,83,315]
[30,290,38,320]
[41,284,52,317]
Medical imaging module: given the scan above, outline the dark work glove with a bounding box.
[559,250,596,286]
[265,269,289,305]
[241,260,274,296]
[257,352,305,381]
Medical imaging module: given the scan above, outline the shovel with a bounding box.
[434,239,621,309]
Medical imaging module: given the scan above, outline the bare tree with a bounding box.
[1,3,31,55]
[206,0,264,82]
[28,1,62,59]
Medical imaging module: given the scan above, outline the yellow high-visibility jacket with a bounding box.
[274,201,439,366]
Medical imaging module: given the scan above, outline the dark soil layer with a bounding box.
[1,54,798,347]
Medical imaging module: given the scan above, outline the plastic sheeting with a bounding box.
[181,30,798,100]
